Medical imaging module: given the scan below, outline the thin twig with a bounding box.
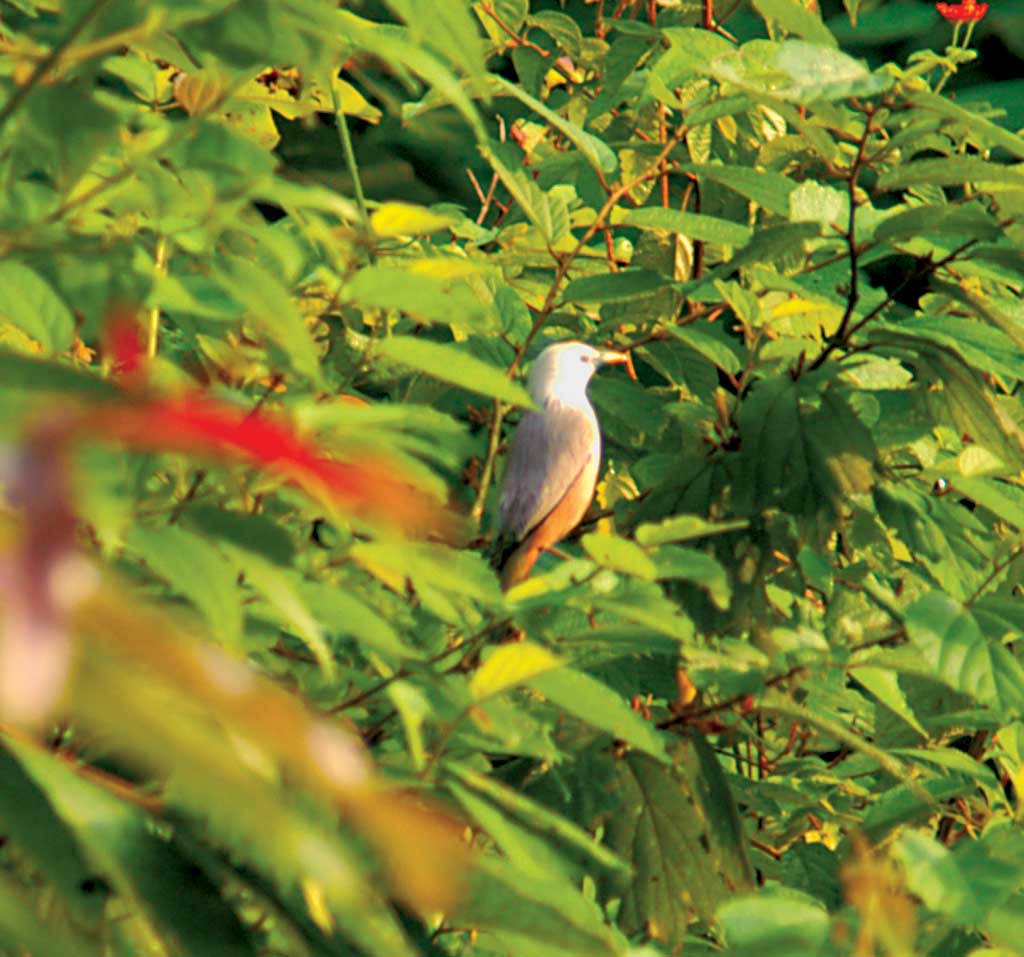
[146,236,168,359]
[966,544,1024,605]
[471,401,505,527]
[331,87,375,264]
[807,109,875,371]
[657,666,805,729]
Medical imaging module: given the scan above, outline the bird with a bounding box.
[494,341,629,590]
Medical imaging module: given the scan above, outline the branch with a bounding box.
[657,665,806,730]
[807,109,875,372]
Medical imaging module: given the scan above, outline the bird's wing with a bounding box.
[498,400,598,540]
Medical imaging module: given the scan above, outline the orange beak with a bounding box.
[598,349,637,380]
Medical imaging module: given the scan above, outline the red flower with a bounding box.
[936,0,987,21]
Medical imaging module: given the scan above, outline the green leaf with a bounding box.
[752,0,837,48]
[471,642,564,701]
[788,180,848,226]
[127,525,245,648]
[369,201,460,236]
[562,268,674,303]
[347,264,490,329]
[666,323,743,374]
[876,157,1024,192]
[300,581,422,661]
[690,164,797,216]
[0,870,103,957]
[619,206,752,246]
[650,545,731,610]
[529,667,668,760]
[232,550,335,678]
[483,141,572,242]
[635,514,749,546]
[912,90,1024,161]
[220,257,322,384]
[0,350,118,398]
[718,889,829,957]
[600,737,754,950]
[707,40,888,104]
[0,743,105,928]
[874,203,1004,244]
[0,261,75,353]
[445,762,632,876]
[581,532,658,580]
[527,10,584,59]
[454,854,622,956]
[904,591,1024,715]
[851,665,928,738]
[4,735,256,957]
[375,336,533,407]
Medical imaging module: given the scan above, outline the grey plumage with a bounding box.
[498,401,597,540]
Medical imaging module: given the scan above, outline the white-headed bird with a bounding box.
[495,341,629,590]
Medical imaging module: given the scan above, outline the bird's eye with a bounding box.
[579,354,589,363]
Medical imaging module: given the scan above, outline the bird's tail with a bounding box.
[498,540,540,591]
[489,530,538,591]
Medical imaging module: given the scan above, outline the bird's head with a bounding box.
[528,341,630,406]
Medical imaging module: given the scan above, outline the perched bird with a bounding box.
[495,341,629,590]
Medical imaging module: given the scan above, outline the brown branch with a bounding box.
[657,665,806,729]
[807,108,875,372]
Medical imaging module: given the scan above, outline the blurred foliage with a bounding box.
[2,0,1024,956]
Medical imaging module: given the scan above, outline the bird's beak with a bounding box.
[598,350,637,380]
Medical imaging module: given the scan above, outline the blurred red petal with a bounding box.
[87,393,453,537]
[102,308,147,380]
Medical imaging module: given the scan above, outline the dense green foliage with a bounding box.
[2,0,1024,955]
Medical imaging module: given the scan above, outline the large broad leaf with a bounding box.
[562,268,675,303]
[688,164,797,216]
[529,667,670,761]
[3,734,257,957]
[600,734,754,950]
[0,870,104,957]
[904,591,1024,716]
[618,207,752,246]
[375,336,532,407]
[0,350,118,398]
[0,741,106,929]
[876,156,1024,192]
[126,525,245,648]
[752,0,837,47]
[452,854,624,956]
[717,889,830,957]
[909,91,1024,161]
[471,641,564,700]
[734,375,875,522]
[895,827,1024,926]
[707,40,888,104]
[0,261,76,353]
[873,334,1024,467]
[445,762,631,878]
[346,264,491,329]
